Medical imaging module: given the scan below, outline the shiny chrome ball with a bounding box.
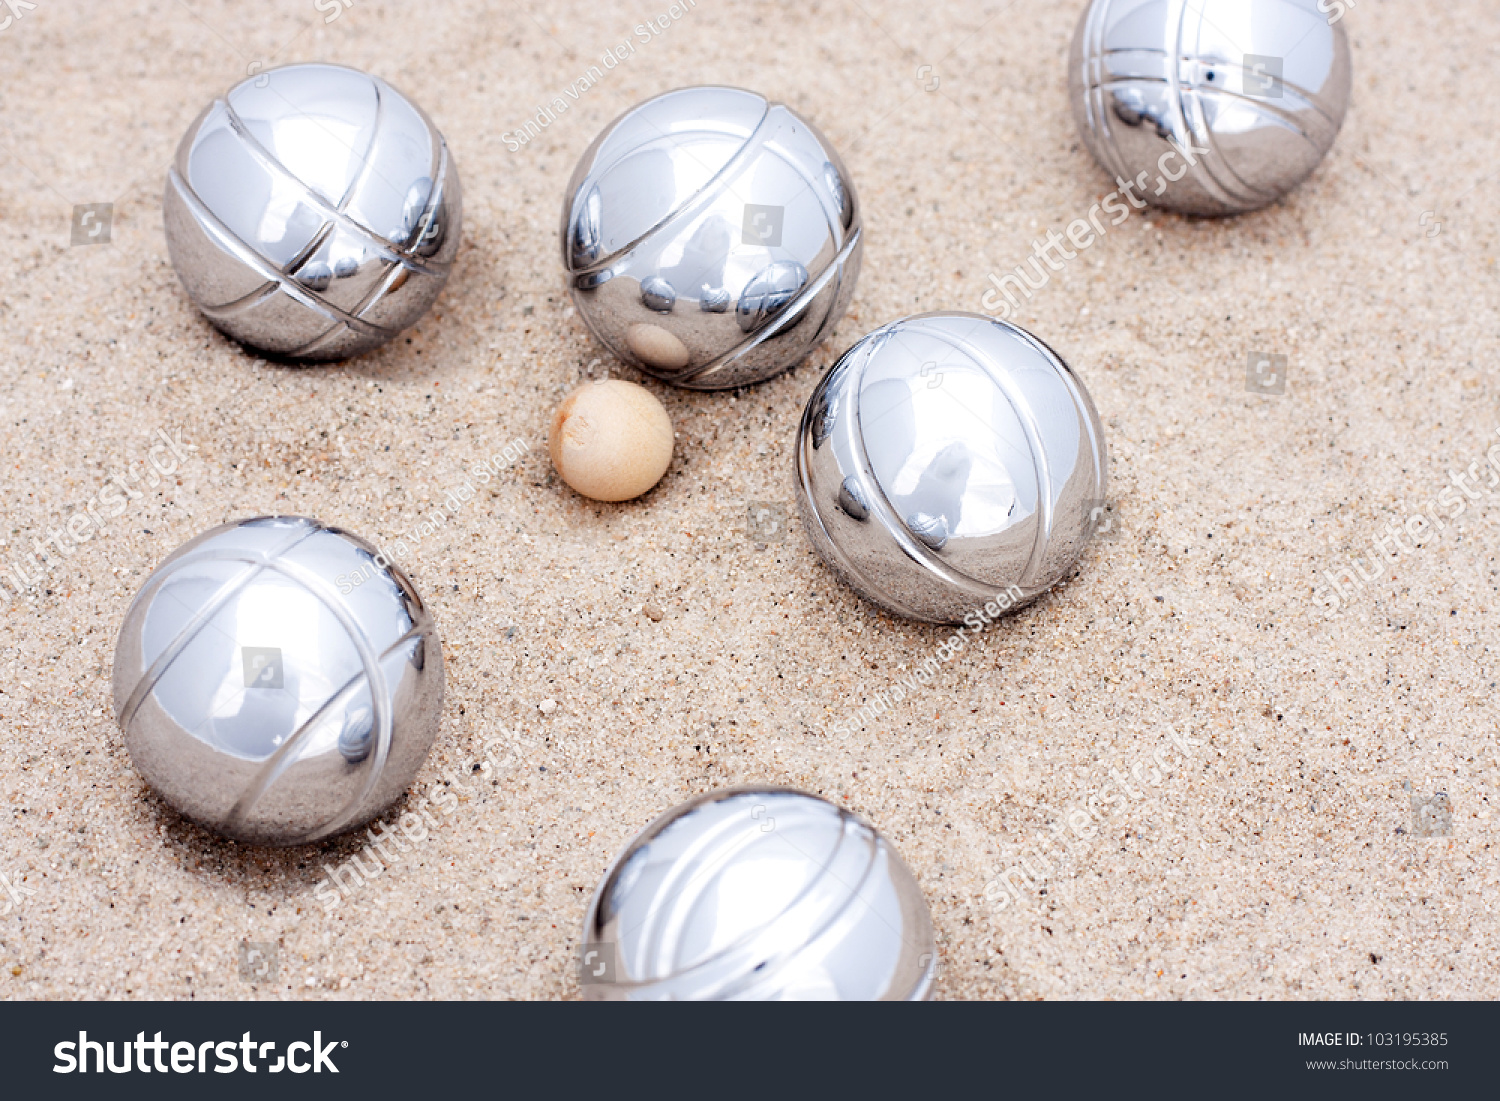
[561,86,862,390]
[580,788,935,1000]
[164,62,462,360]
[796,313,1108,624]
[1069,0,1351,216]
[112,516,444,846]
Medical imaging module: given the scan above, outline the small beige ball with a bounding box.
[549,379,674,502]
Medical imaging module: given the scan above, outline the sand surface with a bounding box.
[0,0,1496,999]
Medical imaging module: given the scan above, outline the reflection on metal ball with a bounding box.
[164,63,462,360]
[112,516,443,845]
[562,86,862,389]
[796,312,1109,624]
[1069,0,1351,215]
[580,787,936,1000]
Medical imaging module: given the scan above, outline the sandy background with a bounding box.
[0,0,1496,1000]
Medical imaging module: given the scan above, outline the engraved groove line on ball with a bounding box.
[167,169,397,339]
[845,321,1041,599]
[821,338,938,621]
[1178,2,1329,205]
[793,391,923,619]
[698,825,881,998]
[222,663,375,829]
[276,138,455,358]
[567,95,774,277]
[168,167,338,317]
[218,97,449,279]
[117,523,322,730]
[195,282,282,322]
[628,799,866,984]
[635,803,838,974]
[1087,74,1330,141]
[223,618,429,835]
[283,141,456,359]
[630,808,775,969]
[736,830,885,996]
[1079,0,1114,177]
[904,318,1059,590]
[794,343,933,620]
[1042,339,1108,512]
[1182,0,1344,128]
[251,554,400,841]
[676,225,861,387]
[695,813,912,1000]
[336,74,387,210]
[118,520,414,843]
[400,135,452,256]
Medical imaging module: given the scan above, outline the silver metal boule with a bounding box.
[580,787,936,1000]
[796,313,1108,625]
[1069,0,1351,216]
[112,516,443,846]
[164,62,462,360]
[561,86,862,389]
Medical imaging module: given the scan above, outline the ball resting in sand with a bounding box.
[549,379,674,502]
[112,515,444,846]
